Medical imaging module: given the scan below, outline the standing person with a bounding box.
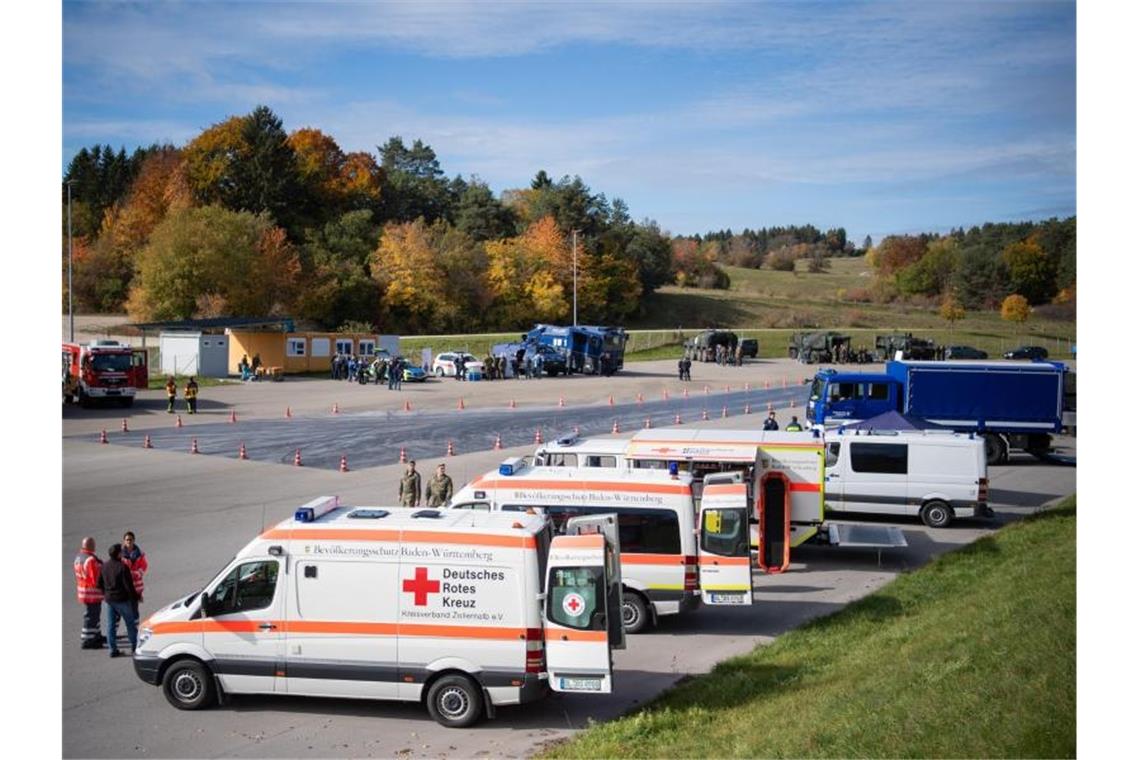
[399,461,422,507]
[763,411,779,431]
[121,531,147,617]
[425,463,454,507]
[678,356,685,381]
[251,353,262,376]
[73,537,104,650]
[330,354,338,379]
[387,357,397,390]
[455,354,466,382]
[683,356,692,381]
[735,344,743,367]
[97,543,139,658]
[164,376,177,414]
[184,376,199,414]
[534,351,544,378]
[785,416,804,432]
[394,357,404,390]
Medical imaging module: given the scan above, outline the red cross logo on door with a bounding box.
[402,567,441,606]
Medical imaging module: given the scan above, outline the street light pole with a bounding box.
[67,179,74,342]
[572,229,578,327]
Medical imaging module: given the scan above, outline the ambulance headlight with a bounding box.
[137,627,153,649]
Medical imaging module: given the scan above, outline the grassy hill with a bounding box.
[543,497,1077,759]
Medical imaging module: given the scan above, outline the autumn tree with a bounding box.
[897,237,960,296]
[289,128,382,222]
[872,235,928,277]
[939,293,966,336]
[1000,293,1031,324]
[1003,239,1056,304]
[370,219,449,333]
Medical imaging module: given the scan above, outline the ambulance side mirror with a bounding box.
[199,592,213,617]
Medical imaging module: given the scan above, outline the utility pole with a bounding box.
[572,229,579,326]
[67,179,75,342]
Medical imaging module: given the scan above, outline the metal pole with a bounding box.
[67,180,74,342]
[572,229,578,327]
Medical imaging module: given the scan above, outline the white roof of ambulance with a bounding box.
[470,464,694,489]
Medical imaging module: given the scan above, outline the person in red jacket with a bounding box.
[121,530,147,615]
[73,537,104,649]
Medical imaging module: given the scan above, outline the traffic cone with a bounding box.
[446,440,455,456]
[636,392,643,404]
[191,438,199,455]
[175,414,183,428]
[612,420,621,434]
[765,380,771,390]
[782,377,788,389]
[683,388,689,399]
[509,399,517,409]
[790,399,796,408]
[674,413,682,425]
[238,442,248,460]
[399,447,407,463]
[558,395,565,408]
[493,433,503,450]
[293,449,302,467]
[572,425,580,436]
[724,385,730,393]
[403,400,412,412]
[332,402,340,415]
[644,417,652,429]
[143,434,152,449]
[767,401,774,411]
[534,427,544,444]
[608,395,614,407]
[745,383,751,392]
[120,418,129,433]
[744,403,752,415]
[662,389,670,400]
[704,385,710,394]
[99,429,108,444]
[722,405,728,418]
[339,454,349,472]
[285,406,292,419]
[228,409,237,424]
[456,397,465,410]
[702,409,709,421]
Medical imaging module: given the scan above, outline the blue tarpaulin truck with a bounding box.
[806,360,1072,464]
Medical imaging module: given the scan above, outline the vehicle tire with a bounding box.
[78,388,91,409]
[121,396,134,408]
[161,659,216,710]
[920,499,953,529]
[435,367,444,378]
[621,591,650,634]
[983,434,1007,466]
[425,674,484,728]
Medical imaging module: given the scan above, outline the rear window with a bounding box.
[850,443,908,474]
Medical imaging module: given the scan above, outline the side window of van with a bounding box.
[546,453,578,467]
[547,567,606,630]
[585,455,616,467]
[452,502,491,511]
[207,560,278,615]
[850,443,908,474]
[826,442,841,468]
[865,383,890,400]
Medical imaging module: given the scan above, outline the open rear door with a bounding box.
[698,484,754,605]
[758,472,792,573]
[130,349,149,389]
[543,517,622,693]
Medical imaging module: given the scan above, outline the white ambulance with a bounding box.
[132,498,626,727]
[449,462,755,633]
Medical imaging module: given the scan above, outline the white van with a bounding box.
[823,430,989,527]
[449,462,755,633]
[132,498,626,727]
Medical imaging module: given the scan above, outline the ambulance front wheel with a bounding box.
[161,659,217,710]
[621,591,650,634]
[426,674,484,728]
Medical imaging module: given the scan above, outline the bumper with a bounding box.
[133,654,163,685]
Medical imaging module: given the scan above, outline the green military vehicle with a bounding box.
[787,331,852,364]
[684,329,739,362]
[873,332,938,361]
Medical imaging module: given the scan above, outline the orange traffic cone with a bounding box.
[120,419,129,433]
[608,395,614,407]
[724,385,730,393]
[293,449,302,467]
[143,434,152,449]
[767,401,774,411]
[228,410,237,424]
[674,413,682,425]
[191,438,200,455]
[744,403,752,415]
[285,406,292,419]
[339,454,349,472]
[399,447,407,463]
[790,399,796,408]
[238,442,248,460]
[99,429,108,444]
[644,417,652,429]
[701,409,709,421]
[612,420,621,434]
[558,396,565,408]
[662,389,670,400]
[509,399,517,409]
[704,385,710,394]
[403,400,412,412]
[782,377,788,389]
[175,414,183,428]
[534,427,544,444]
[722,405,728,418]
[332,402,340,415]
[457,397,465,410]
[446,440,455,456]
[683,388,689,399]
[745,382,752,391]
[493,433,503,450]
[636,392,643,404]
[765,380,771,390]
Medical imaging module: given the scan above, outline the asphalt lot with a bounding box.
[61,358,1076,758]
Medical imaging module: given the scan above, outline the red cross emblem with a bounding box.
[402,567,440,606]
[567,596,582,612]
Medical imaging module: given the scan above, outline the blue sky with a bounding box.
[62,0,1075,241]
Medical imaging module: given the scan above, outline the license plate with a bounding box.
[710,592,746,604]
[559,677,602,691]
[105,390,121,395]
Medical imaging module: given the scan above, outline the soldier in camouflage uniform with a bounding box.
[398,461,422,507]
[425,463,454,507]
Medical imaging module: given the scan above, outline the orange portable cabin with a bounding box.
[226,330,389,375]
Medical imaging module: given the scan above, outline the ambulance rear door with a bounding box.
[543,519,622,693]
[697,480,754,605]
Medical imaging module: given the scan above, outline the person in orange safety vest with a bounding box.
[74,537,105,649]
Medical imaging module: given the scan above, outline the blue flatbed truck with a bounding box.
[806,360,1073,464]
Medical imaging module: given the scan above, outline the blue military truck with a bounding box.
[526,324,627,374]
[806,360,1072,464]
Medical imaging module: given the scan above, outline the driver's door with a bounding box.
[200,557,284,694]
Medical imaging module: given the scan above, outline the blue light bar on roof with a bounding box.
[295,495,340,523]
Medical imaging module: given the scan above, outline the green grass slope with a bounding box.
[544,497,1076,759]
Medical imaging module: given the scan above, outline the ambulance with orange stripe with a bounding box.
[449,464,756,633]
[534,430,828,574]
[132,498,626,727]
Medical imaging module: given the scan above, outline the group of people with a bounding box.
[398,461,454,507]
[236,353,262,381]
[331,354,407,389]
[164,376,199,414]
[73,532,148,657]
[763,410,804,431]
[685,343,746,366]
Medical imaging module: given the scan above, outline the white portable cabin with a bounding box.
[159,331,230,378]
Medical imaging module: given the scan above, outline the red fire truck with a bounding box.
[62,341,148,407]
